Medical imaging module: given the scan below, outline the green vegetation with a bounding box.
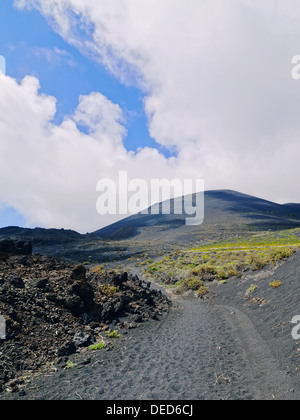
[190,228,300,252]
[218,280,228,285]
[106,330,121,338]
[143,228,300,296]
[183,277,205,291]
[91,265,105,275]
[246,284,258,295]
[89,341,106,351]
[197,285,210,298]
[269,280,281,289]
[66,360,77,369]
[174,277,207,294]
[99,284,119,297]
[138,259,154,266]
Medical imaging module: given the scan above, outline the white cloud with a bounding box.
[4,0,300,231]
[0,74,191,232]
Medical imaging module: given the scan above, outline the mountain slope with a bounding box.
[1,190,299,262]
[0,226,81,245]
[93,190,300,243]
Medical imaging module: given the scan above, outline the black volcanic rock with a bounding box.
[9,275,25,289]
[0,240,32,257]
[73,332,91,348]
[0,250,171,392]
[27,278,48,289]
[71,265,87,281]
[56,342,77,357]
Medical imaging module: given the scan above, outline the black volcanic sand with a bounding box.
[0,299,260,400]
[210,250,300,390]
[2,253,300,400]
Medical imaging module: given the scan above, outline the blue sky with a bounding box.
[0,0,168,229]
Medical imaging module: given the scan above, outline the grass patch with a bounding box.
[246,284,258,295]
[106,330,121,339]
[66,360,77,369]
[219,280,228,285]
[89,341,106,351]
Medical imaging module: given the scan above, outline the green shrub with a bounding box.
[216,268,228,280]
[198,286,210,297]
[89,341,106,351]
[269,280,281,289]
[190,263,217,277]
[248,254,268,270]
[269,248,295,266]
[174,281,183,287]
[219,280,228,285]
[246,284,257,295]
[92,265,105,275]
[183,277,204,291]
[99,284,119,297]
[106,330,121,338]
[66,360,77,369]
[224,265,239,277]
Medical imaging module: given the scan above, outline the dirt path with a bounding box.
[3,296,296,400]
